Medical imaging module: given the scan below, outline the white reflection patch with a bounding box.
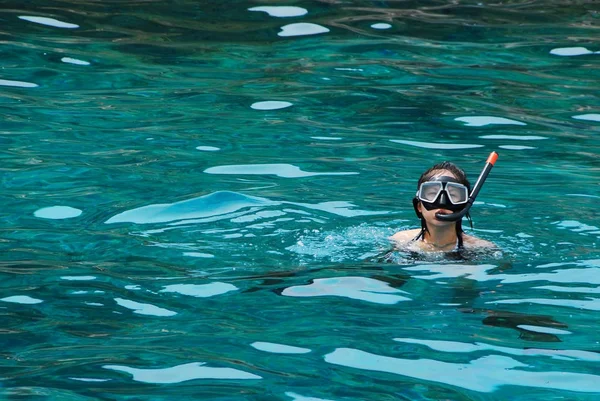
[160,282,237,298]
[499,145,536,150]
[567,193,600,199]
[572,114,600,122]
[404,263,600,285]
[248,6,308,17]
[105,191,388,227]
[114,298,177,316]
[282,276,411,304]
[325,348,600,393]
[34,206,82,219]
[553,220,599,233]
[517,325,571,335]
[403,264,497,281]
[393,338,600,361]
[61,276,96,281]
[455,116,526,127]
[105,191,274,224]
[550,47,595,56]
[500,268,600,284]
[195,146,220,151]
[183,252,215,258]
[285,392,336,401]
[371,23,392,29]
[534,285,600,294]
[251,101,293,110]
[290,200,387,217]
[488,297,600,311]
[516,232,534,238]
[69,377,110,382]
[390,139,483,149]
[19,16,79,28]
[251,341,311,354]
[278,23,329,37]
[230,210,286,223]
[103,362,261,383]
[205,164,357,178]
[479,135,546,140]
[0,79,38,88]
[61,57,90,65]
[1,295,43,304]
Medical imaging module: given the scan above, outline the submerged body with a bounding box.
[391,228,495,253]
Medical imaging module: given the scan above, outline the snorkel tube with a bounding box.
[436,151,499,222]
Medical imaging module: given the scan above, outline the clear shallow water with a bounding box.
[1,0,599,399]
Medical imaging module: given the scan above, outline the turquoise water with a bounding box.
[2,0,600,399]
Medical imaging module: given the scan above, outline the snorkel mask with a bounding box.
[412,152,498,222]
[416,176,469,212]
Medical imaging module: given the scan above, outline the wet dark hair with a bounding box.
[417,161,470,191]
[413,161,472,246]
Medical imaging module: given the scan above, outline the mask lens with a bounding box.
[418,182,442,203]
[445,182,469,204]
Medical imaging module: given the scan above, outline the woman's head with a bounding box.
[413,161,471,232]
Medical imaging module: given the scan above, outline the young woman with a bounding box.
[391,161,496,253]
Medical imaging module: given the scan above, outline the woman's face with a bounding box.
[417,169,460,227]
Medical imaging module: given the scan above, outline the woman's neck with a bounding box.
[423,225,458,250]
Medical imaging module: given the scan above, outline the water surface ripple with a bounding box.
[1,0,599,399]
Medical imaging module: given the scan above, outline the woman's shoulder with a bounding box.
[390,229,422,244]
[462,233,497,249]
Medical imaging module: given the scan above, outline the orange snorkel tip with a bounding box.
[487,151,499,166]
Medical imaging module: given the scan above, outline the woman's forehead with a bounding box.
[428,169,456,179]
